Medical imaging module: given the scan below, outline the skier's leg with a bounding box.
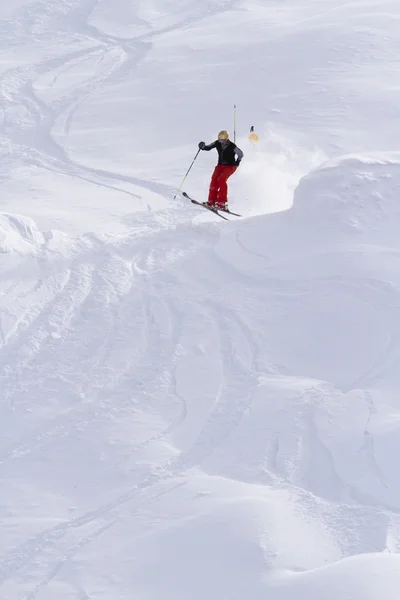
[208,166,222,205]
[216,166,237,208]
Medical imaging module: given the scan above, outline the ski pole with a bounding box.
[233,104,236,143]
[173,148,201,199]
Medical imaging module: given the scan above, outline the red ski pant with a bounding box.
[208,165,237,204]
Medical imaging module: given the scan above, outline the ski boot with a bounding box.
[203,201,218,211]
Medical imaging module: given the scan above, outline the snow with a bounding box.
[2,0,400,598]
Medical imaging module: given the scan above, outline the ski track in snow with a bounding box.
[0,211,233,595]
[3,212,400,594]
[2,1,400,599]
[0,0,244,210]
[0,0,170,206]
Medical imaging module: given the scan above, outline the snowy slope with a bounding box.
[2,1,400,599]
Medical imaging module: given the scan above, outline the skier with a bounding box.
[198,130,243,210]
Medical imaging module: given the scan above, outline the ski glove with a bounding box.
[198,141,206,150]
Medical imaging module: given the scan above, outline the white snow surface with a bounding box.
[2,1,400,599]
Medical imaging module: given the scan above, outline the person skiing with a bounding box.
[198,130,243,210]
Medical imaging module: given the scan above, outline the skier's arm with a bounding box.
[198,141,217,151]
[234,145,244,164]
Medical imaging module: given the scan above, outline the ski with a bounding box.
[182,192,228,220]
[219,206,241,217]
[182,192,241,217]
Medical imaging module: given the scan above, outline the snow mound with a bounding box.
[0,213,44,254]
[130,496,268,599]
[292,154,400,244]
[269,553,400,600]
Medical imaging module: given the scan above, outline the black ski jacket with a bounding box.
[203,140,244,166]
